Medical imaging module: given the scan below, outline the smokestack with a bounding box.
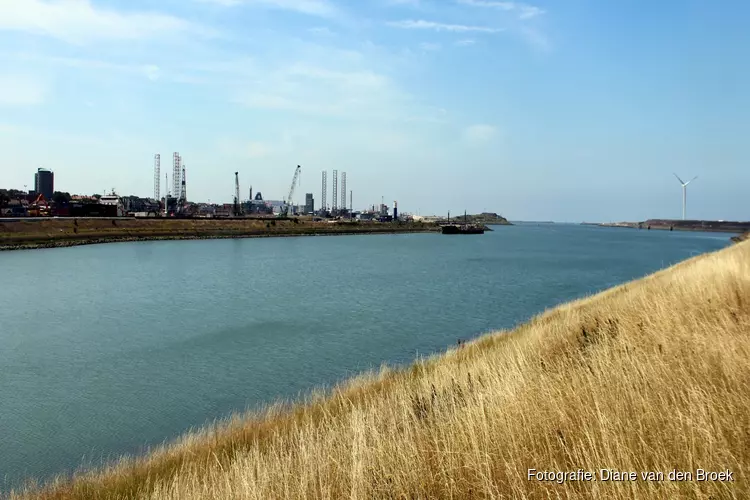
[394,201,398,220]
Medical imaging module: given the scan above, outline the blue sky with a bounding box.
[1,0,748,221]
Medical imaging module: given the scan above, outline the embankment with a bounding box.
[0,218,439,251]
[732,232,749,243]
[15,241,750,499]
[588,219,750,235]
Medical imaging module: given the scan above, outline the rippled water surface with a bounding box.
[0,224,732,490]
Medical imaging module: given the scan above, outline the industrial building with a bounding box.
[34,168,54,200]
[305,193,314,214]
[3,155,413,223]
[319,170,351,217]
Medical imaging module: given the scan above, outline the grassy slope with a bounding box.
[19,242,750,499]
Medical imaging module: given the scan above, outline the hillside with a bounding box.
[445,212,512,225]
[16,241,749,499]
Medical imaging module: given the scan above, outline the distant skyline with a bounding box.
[1,0,748,222]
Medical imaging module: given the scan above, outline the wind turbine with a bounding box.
[673,173,698,221]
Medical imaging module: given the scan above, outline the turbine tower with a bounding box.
[673,173,698,221]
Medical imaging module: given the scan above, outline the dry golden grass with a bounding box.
[17,241,750,499]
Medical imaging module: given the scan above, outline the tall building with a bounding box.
[305,193,314,214]
[34,168,54,199]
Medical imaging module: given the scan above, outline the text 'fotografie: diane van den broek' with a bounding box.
[528,468,735,484]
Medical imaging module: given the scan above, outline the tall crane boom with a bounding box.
[282,165,302,216]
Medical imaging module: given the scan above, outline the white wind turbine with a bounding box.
[673,173,698,221]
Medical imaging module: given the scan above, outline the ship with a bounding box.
[441,211,485,235]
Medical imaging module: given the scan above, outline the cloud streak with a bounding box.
[198,0,340,17]
[0,0,207,44]
[457,0,546,20]
[463,124,499,145]
[387,19,502,33]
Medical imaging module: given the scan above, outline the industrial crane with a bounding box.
[281,165,302,217]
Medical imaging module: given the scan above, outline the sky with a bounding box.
[0,0,748,222]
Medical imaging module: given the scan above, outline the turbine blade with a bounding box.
[673,173,685,185]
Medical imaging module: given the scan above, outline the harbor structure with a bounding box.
[153,154,160,200]
[332,170,338,213]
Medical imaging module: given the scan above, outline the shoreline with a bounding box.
[0,219,440,252]
[0,229,438,251]
[583,219,750,237]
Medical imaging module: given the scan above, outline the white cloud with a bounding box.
[387,20,502,33]
[231,56,443,123]
[518,5,545,19]
[3,53,175,82]
[419,42,441,51]
[455,39,476,46]
[285,64,389,88]
[199,0,340,17]
[463,124,499,144]
[519,25,551,51]
[308,26,335,36]
[457,0,546,20]
[0,75,47,106]
[197,0,243,5]
[0,0,207,44]
[142,65,161,81]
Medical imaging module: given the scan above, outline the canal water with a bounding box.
[0,224,732,490]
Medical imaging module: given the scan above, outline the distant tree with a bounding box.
[0,190,9,208]
[92,194,102,200]
[52,191,72,205]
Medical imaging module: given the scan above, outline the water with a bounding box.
[0,224,732,491]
